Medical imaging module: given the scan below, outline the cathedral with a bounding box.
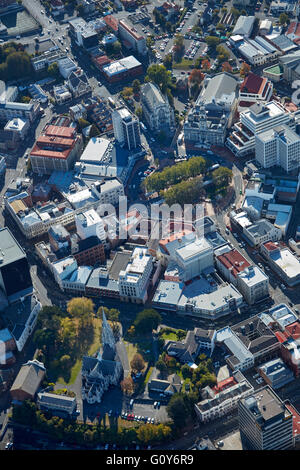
[81,309,123,404]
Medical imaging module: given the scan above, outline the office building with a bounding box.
[112,107,141,150]
[227,101,295,157]
[236,266,269,305]
[258,358,294,390]
[119,247,153,304]
[69,17,98,49]
[195,370,254,423]
[75,208,106,243]
[255,124,300,172]
[0,227,32,303]
[238,386,293,450]
[118,19,147,56]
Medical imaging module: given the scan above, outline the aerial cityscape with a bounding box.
[0,0,300,454]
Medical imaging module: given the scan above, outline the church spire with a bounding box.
[99,308,116,361]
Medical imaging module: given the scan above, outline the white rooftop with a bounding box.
[80,137,110,164]
[237,265,268,287]
[271,248,300,280]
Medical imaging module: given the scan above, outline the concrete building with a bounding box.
[112,107,141,150]
[195,370,254,423]
[216,247,250,285]
[237,37,280,66]
[243,219,282,246]
[238,386,293,450]
[152,277,243,321]
[119,247,153,304]
[255,125,300,172]
[118,19,147,56]
[227,101,295,157]
[258,358,294,390]
[37,392,77,418]
[141,82,175,134]
[184,73,239,146]
[75,208,106,243]
[261,241,300,286]
[236,266,269,305]
[175,237,214,282]
[69,17,99,49]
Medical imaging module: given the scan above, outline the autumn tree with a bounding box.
[222,61,233,73]
[130,353,145,374]
[120,377,135,396]
[188,69,204,85]
[201,59,211,71]
[240,62,251,78]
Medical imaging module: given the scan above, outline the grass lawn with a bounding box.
[56,317,102,386]
[124,341,138,366]
[173,59,194,69]
[160,332,179,341]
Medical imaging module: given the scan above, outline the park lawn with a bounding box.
[172,59,194,69]
[56,317,102,386]
[124,341,138,366]
[160,331,179,341]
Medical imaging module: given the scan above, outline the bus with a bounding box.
[177,132,184,145]
[108,97,115,108]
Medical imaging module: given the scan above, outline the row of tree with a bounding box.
[12,400,173,446]
[145,156,208,192]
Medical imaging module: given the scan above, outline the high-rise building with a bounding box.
[238,386,293,450]
[0,227,33,303]
[112,107,141,150]
[255,124,300,172]
[227,101,296,157]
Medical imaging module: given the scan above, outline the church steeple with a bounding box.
[99,308,116,361]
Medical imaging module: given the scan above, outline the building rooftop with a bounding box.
[242,386,291,424]
[0,227,26,267]
[237,265,268,287]
[217,248,250,278]
[270,248,300,280]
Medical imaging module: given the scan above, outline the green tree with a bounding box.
[47,61,60,79]
[132,79,141,95]
[89,124,100,138]
[155,358,168,374]
[77,118,91,130]
[145,64,172,94]
[279,12,289,25]
[133,309,162,334]
[163,53,173,70]
[67,297,94,319]
[205,36,220,49]
[181,364,192,380]
[166,393,192,428]
[136,106,142,119]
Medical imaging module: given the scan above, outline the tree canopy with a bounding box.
[133,309,162,334]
